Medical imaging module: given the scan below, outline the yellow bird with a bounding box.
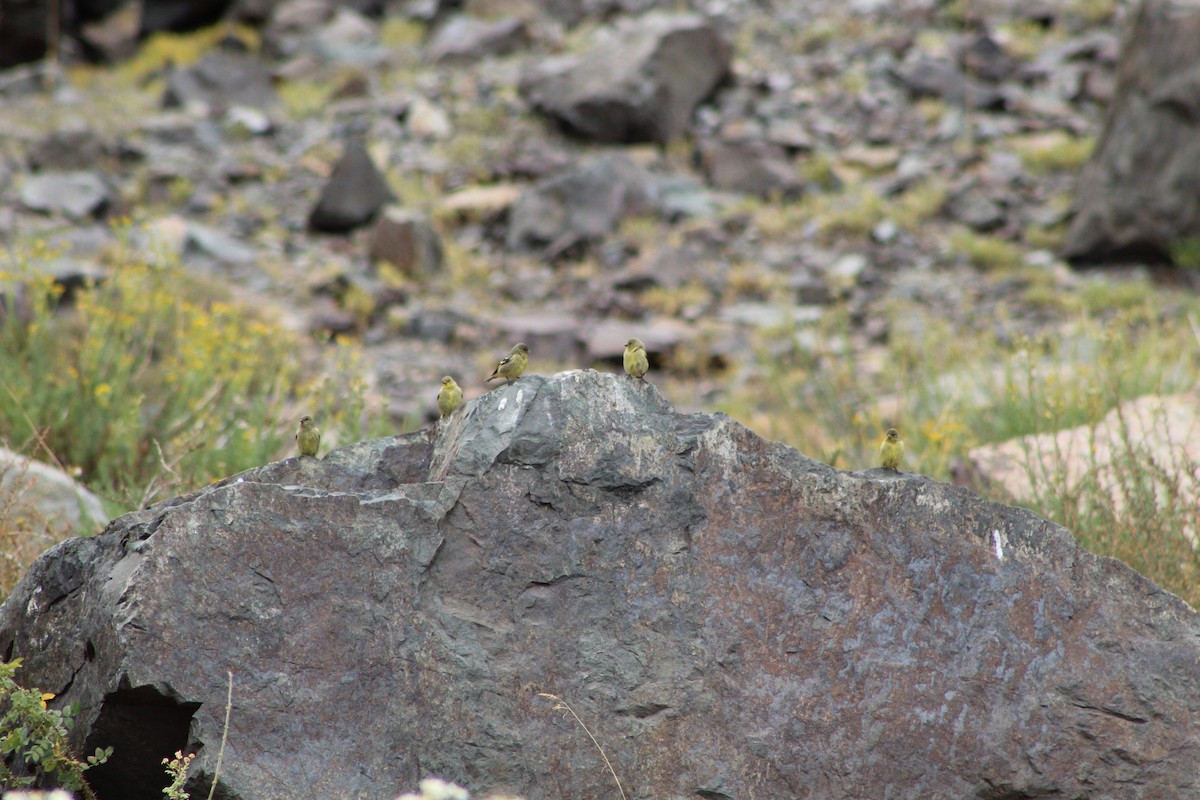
[623,338,649,379]
[296,415,321,457]
[437,376,463,418]
[879,428,904,471]
[485,343,529,384]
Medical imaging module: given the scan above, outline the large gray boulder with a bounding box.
[2,370,1198,800]
[519,13,731,144]
[1062,0,1200,264]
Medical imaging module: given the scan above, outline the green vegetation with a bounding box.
[949,228,1024,271]
[1008,132,1096,175]
[0,227,381,592]
[0,659,111,798]
[1168,236,1200,269]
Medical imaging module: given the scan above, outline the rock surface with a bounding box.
[307,137,395,233]
[2,371,1198,800]
[519,12,731,143]
[0,447,109,544]
[1061,0,1200,263]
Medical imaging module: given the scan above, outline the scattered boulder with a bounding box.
[1061,0,1200,264]
[891,54,1006,109]
[20,171,114,219]
[519,12,731,143]
[182,221,258,265]
[438,184,521,222]
[0,448,109,548]
[307,138,395,233]
[262,0,336,57]
[405,96,453,140]
[27,126,108,172]
[505,154,657,257]
[426,15,528,63]
[945,182,1006,232]
[162,49,279,114]
[368,206,444,276]
[79,2,142,62]
[698,139,803,198]
[959,31,1018,83]
[2,371,1199,800]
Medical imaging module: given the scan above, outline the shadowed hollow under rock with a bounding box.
[1,370,1198,800]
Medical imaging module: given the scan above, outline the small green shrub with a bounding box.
[0,659,111,798]
[0,231,376,514]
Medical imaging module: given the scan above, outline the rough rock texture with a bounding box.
[1061,0,1200,264]
[2,371,1199,800]
[518,12,731,144]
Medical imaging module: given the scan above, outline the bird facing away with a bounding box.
[437,376,463,418]
[296,415,321,457]
[880,428,904,471]
[623,338,649,379]
[485,343,529,384]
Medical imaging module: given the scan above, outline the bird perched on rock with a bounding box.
[296,415,321,457]
[623,338,649,379]
[437,376,463,418]
[485,343,529,384]
[879,428,903,471]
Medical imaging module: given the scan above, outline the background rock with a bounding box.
[368,206,444,276]
[518,12,731,143]
[2,371,1198,800]
[0,447,109,544]
[505,154,657,257]
[307,137,395,233]
[969,389,1200,544]
[20,171,114,219]
[1061,0,1200,264]
[425,15,528,63]
[161,47,279,113]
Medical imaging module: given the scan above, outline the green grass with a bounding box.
[949,228,1024,271]
[0,227,379,519]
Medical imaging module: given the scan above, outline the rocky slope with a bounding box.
[0,0,1171,428]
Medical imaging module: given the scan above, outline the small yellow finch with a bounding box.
[485,342,529,384]
[879,428,903,471]
[296,415,321,457]
[437,376,463,418]
[623,338,649,379]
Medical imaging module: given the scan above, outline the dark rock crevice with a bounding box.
[85,683,201,800]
